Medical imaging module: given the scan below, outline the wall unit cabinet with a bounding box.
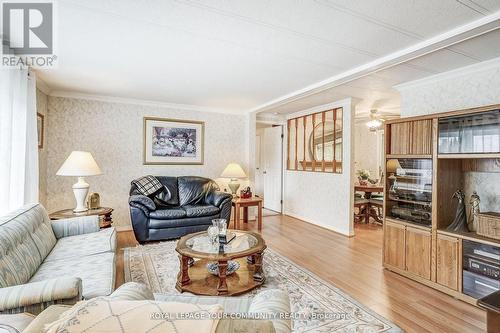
[383,221,405,270]
[383,104,500,307]
[405,227,432,280]
[436,234,460,291]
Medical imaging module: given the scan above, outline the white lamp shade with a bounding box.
[221,163,246,179]
[56,151,102,176]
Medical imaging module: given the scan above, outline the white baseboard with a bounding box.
[284,211,353,237]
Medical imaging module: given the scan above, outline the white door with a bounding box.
[263,126,283,212]
[254,135,264,197]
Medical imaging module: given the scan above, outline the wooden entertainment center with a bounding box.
[383,104,500,307]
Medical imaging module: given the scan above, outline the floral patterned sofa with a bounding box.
[0,203,117,315]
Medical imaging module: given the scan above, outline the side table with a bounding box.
[49,207,114,228]
[232,197,263,230]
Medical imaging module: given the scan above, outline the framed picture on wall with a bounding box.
[143,117,204,165]
[37,113,44,149]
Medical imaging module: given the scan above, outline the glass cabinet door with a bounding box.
[439,109,500,154]
[386,158,432,226]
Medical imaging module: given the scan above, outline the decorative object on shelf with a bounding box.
[468,191,481,232]
[36,112,44,149]
[366,109,384,132]
[357,169,370,186]
[447,190,469,232]
[221,163,247,197]
[386,159,401,194]
[87,192,100,209]
[240,186,252,199]
[56,151,102,213]
[143,117,204,165]
[207,260,240,276]
[476,212,500,240]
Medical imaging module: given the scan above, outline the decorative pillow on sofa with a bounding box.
[131,176,163,197]
[44,298,223,333]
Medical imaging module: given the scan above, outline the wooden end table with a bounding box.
[175,230,266,296]
[232,197,263,230]
[49,207,113,229]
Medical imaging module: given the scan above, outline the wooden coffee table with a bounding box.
[175,230,266,296]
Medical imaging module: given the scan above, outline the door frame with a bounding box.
[262,124,284,214]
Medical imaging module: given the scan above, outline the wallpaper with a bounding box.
[36,89,48,207]
[399,60,500,117]
[45,97,249,229]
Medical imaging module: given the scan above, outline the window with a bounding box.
[286,108,343,173]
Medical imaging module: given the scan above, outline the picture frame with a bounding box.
[37,113,44,149]
[143,117,204,165]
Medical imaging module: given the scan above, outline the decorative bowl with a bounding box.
[207,260,240,276]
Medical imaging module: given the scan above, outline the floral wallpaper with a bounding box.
[399,61,500,117]
[45,97,249,229]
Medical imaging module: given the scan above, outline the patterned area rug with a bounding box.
[124,242,402,333]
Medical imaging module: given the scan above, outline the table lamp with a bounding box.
[56,151,102,212]
[221,163,247,197]
[386,159,402,194]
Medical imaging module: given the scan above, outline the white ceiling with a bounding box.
[259,28,500,119]
[36,0,500,113]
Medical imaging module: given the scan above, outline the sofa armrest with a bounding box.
[129,195,156,216]
[51,215,100,239]
[0,277,82,315]
[206,191,232,207]
[248,289,292,333]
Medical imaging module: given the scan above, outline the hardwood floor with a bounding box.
[116,215,486,333]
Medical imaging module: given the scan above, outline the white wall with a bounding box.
[397,57,500,117]
[45,96,249,229]
[283,99,354,236]
[353,122,383,181]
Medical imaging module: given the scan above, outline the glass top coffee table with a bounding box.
[175,230,266,296]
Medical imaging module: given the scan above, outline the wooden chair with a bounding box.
[354,197,369,223]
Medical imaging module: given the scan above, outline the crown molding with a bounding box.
[250,11,500,114]
[35,76,51,95]
[48,90,244,115]
[394,56,500,91]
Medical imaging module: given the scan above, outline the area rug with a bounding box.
[124,242,402,333]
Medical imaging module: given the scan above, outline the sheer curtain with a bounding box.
[0,68,39,215]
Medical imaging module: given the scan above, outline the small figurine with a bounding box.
[447,190,469,232]
[468,191,481,232]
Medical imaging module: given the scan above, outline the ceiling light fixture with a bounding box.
[366,109,384,132]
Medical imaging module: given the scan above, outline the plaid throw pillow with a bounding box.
[131,175,163,196]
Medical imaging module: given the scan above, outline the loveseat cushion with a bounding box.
[44,228,116,262]
[149,208,186,220]
[178,176,219,206]
[29,252,115,299]
[183,204,220,218]
[0,204,56,287]
[157,176,180,206]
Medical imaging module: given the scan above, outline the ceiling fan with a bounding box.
[366,109,385,132]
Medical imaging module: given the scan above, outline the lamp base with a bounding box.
[72,176,89,213]
[228,179,241,198]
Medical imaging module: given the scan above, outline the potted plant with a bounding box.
[357,169,370,186]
